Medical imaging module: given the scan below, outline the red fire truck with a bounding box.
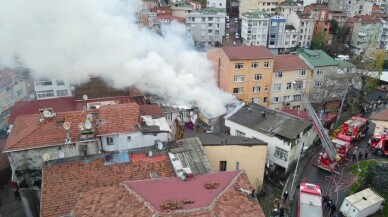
[340,116,369,140]
[369,132,388,156]
[298,182,323,217]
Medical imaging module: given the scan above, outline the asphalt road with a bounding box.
[290,119,385,217]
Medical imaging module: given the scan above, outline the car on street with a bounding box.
[226,16,229,23]
[235,18,238,23]
[235,32,239,39]
[226,23,229,29]
[226,33,229,38]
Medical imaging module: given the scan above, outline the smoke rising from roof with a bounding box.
[0,0,234,116]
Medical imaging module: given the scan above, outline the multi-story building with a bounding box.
[207,46,275,106]
[34,79,72,100]
[347,15,382,55]
[287,11,315,48]
[284,25,299,51]
[276,0,304,19]
[186,7,226,48]
[267,16,287,51]
[269,54,311,110]
[328,10,348,26]
[328,0,373,17]
[379,17,388,51]
[304,3,330,39]
[206,0,226,11]
[240,0,286,16]
[170,1,194,18]
[240,10,270,46]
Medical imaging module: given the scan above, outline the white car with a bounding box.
[235,32,239,39]
[226,33,229,39]
[235,18,238,23]
[226,23,229,29]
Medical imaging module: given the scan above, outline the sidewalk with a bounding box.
[0,179,24,217]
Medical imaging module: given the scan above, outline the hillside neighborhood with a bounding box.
[1,0,388,217]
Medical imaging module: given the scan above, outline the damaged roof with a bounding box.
[227,103,311,140]
[184,132,267,146]
[75,77,129,100]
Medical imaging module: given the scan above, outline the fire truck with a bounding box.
[298,182,323,217]
[339,116,369,140]
[300,88,351,172]
[369,132,388,156]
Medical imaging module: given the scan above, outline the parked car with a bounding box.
[235,18,238,23]
[226,16,229,23]
[226,23,229,29]
[226,33,229,39]
[235,32,239,39]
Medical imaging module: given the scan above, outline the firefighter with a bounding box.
[359,148,364,160]
[283,191,289,201]
[364,148,369,159]
[352,147,358,160]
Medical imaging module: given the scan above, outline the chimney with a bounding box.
[262,111,265,117]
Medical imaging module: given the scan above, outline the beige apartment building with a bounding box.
[269,54,311,110]
[240,0,286,16]
[207,46,275,106]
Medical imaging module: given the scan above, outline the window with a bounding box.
[252,98,260,104]
[36,80,52,86]
[165,113,172,121]
[56,80,65,85]
[283,95,291,101]
[273,84,281,91]
[219,161,227,171]
[235,63,244,70]
[234,75,245,82]
[251,62,260,68]
[36,90,54,98]
[254,74,263,80]
[315,81,322,87]
[236,162,240,170]
[235,130,245,137]
[127,136,131,142]
[293,94,302,100]
[264,61,271,68]
[274,147,288,160]
[313,93,320,99]
[264,97,268,103]
[56,90,68,97]
[264,85,269,92]
[317,70,324,75]
[252,86,261,93]
[106,137,114,145]
[286,82,292,90]
[275,72,283,78]
[17,89,23,96]
[273,97,281,103]
[299,70,306,76]
[233,88,244,94]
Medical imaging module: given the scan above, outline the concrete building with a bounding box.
[284,25,299,51]
[170,1,194,18]
[304,3,331,40]
[240,0,286,16]
[276,1,303,19]
[186,7,226,48]
[207,0,226,10]
[267,16,287,51]
[224,103,316,172]
[207,46,275,106]
[370,108,388,133]
[327,0,373,17]
[184,132,268,190]
[287,11,315,48]
[240,10,270,46]
[347,15,382,55]
[380,18,388,51]
[269,54,311,110]
[328,10,348,26]
[34,79,72,100]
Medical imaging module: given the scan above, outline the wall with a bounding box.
[207,0,226,9]
[204,144,267,189]
[34,79,72,100]
[371,120,388,132]
[240,0,285,16]
[101,132,169,152]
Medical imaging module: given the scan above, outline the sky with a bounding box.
[0,0,235,117]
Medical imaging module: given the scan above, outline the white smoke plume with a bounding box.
[0,0,235,116]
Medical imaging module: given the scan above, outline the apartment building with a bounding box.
[287,11,315,48]
[186,7,226,48]
[170,1,194,18]
[327,0,373,17]
[380,18,388,51]
[207,0,226,11]
[284,25,299,51]
[276,0,303,19]
[304,3,330,39]
[240,10,270,46]
[34,79,72,100]
[269,54,311,110]
[328,11,348,26]
[240,0,286,16]
[207,46,274,106]
[267,16,287,51]
[347,15,382,55]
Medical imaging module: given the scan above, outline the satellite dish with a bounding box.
[157,142,163,150]
[83,95,88,100]
[42,153,51,162]
[42,110,52,118]
[148,150,153,157]
[78,123,85,131]
[63,122,71,130]
[85,119,92,130]
[59,151,65,158]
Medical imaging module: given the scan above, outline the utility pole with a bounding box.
[334,84,351,128]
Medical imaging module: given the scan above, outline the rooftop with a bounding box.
[347,15,382,24]
[0,71,21,89]
[298,49,338,67]
[139,104,164,118]
[72,170,265,217]
[281,109,338,123]
[305,3,328,9]
[40,153,175,217]
[200,7,224,14]
[285,24,296,30]
[278,0,303,7]
[336,60,356,69]
[4,103,140,152]
[222,46,274,60]
[370,108,388,121]
[242,10,270,19]
[0,139,9,171]
[75,77,130,101]
[8,97,76,125]
[154,15,185,23]
[274,54,309,71]
[296,12,314,20]
[227,104,311,140]
[184,132,267,146]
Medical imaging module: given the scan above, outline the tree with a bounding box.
[311,31,328,51]
[336,25,350,44]
[330,19,338,35]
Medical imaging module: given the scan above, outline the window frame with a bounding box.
[274,147,288,161]
[273,83,281,91]
[235,63,244,70]
[275,71,283,78]
[251,62,260,68]
[254,74,263,81]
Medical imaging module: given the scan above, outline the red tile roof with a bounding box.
[40,153,174,217]
[72,170,265,217]
[75,97,133,110]
[274,54,309,71]
[4,103,139,152]
[222,46,274,60]
[139,104,164,118]
[8,97,76,125]
[0,71,18,89]
[154,15,185,23]
[0,139,9,171]
[347,15,382,24]
[370,108,388,121]
[281,109,337,122]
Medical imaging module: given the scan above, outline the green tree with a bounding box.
[311,31,328,50]
[330,19,338,34]
[336,25,350,44]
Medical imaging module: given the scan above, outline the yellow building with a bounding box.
[207,46,275,107]
[184,132,268,190]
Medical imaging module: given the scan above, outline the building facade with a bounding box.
[34,79,72,100]
[186,7,226,48]
[207,46,275,106]
[304,3,330,39]
[287,11,315,48]
[267,16,287,50]
[240,10,270,46]
[206,0,226,10]
[276,0,303,19]
[240,0,286,16]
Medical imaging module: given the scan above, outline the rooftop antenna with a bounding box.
[42,153,51,162]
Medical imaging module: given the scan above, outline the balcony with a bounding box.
[358,31,367,37]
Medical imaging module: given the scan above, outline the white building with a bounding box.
[380,19,388,51]
[287,11,314,48]
[224,103,316,172]
[34,79,72,100]
[240,10,270,46]
[240,0,286,16]
[207,0,226,11]
[276,0,304,19]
